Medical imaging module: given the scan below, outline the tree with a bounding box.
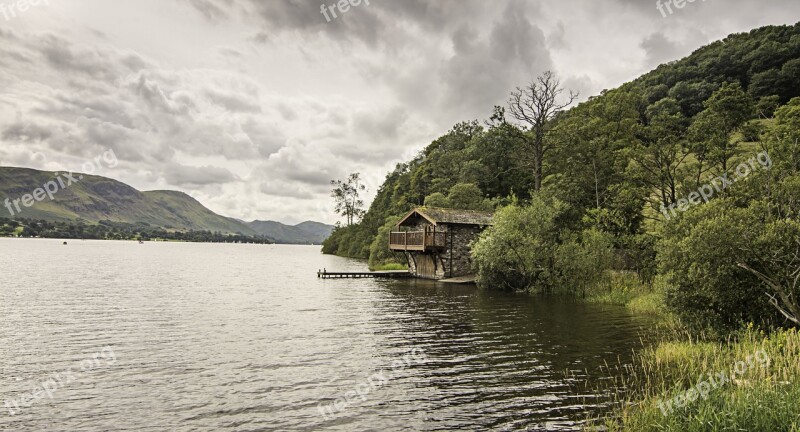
[423,192,449,208]
[554,229,614,297]
[447,183,484,210]
[629,97,692,210]
[688,82,754,173]
[738,220,800,327]
[550,89,639,214]
[330,173,367,226]
[756,95,781,118]
[658,200,773,330]
[368,216,406,270]
[472,197,570,292]
[508,71,578,191]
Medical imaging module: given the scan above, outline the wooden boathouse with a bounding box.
[389,207,493,280]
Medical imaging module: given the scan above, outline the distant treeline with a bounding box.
[0,218,273,244]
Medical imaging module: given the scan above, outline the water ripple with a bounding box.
[0,239,654,431]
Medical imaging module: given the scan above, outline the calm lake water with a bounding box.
[0,238,654,431]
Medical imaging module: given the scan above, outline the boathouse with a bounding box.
[389,207,493,280]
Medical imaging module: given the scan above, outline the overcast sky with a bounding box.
[0,0,798,224]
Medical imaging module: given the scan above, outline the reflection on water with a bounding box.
[0,238,653,431]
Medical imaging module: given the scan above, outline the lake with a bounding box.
[0,239,654,431]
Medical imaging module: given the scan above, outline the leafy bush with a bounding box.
[368,216,406,270]
[472,197,614,295]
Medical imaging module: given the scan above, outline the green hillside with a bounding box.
[0,167,257,235]
[324,23,800,261]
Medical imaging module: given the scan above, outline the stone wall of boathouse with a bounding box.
[406,224,485,280]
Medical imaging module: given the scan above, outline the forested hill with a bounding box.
[0,167,257,235]
[323,23,800,268]
[0,167,334,243]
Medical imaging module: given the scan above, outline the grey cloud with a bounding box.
[132,74,194,116]
[439,1,552,120]
[78,118,146,162]
[639,28,709,70]
[2,122,53,142]
[259,180,315,199]
[192,0,480,49]
[548,22,567,50]
[164,163,239,187]
[353,106,409,142]
[275,103,298,122]
[37,34,120,81]
[218,47,244,58]
[36,92,139,130]
[640,32,684,67]
[189,0,233,21]
[562,74,596,100]
[204,88,262,113]
[240,118,286,157]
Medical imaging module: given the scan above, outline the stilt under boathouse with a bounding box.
[388,207,494,280]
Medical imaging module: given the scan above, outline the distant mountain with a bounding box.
[294,221,335,240]
[0,167,331,243]
[247,220,334,244]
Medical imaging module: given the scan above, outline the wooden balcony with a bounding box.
[389,231,447,252]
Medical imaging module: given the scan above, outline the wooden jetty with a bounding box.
[317,269,412,279]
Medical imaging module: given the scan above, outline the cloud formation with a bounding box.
[0,0,798,224]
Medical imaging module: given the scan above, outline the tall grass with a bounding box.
[598,326,800,431]
[586,271,666,316]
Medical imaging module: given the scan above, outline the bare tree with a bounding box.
[508,71,578,191]
[331,173,367,226]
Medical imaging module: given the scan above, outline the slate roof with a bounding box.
[398,207,494,227]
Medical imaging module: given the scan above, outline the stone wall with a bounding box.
[405,224,485,279]
[440,225,483,278]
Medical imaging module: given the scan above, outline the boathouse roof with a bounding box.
[397,207,494,227]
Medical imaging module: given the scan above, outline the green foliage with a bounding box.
[756,95,781,118]
[447,183,484,210]
[586,271,666,315]
[554,228,615,296]
[658,200,774,331]
[368,216,406,270]
[321,223,371,258]
[323,121,518,258]
[472,198,568,291]
[472,198,613,295]
[656,98,800,331]
[423,192,449,208]
[689,82,755,171]
[370,263,408,271]
[423,183,495,211]
[604,327,800,432]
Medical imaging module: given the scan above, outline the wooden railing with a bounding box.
[389,231,446,251]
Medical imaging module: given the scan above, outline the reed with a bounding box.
[596,326,800,431]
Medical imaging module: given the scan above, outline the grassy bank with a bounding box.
[585,271,666,316]
[584,273,800,430]
[599,326,800,431]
